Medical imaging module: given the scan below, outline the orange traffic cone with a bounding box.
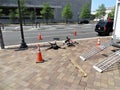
[38,33,42,40]
[73,31,77,36]
[96,37,101,46]
[36,44,44,63]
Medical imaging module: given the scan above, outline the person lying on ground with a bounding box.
[63,36,79,47]
[45,42,65,51]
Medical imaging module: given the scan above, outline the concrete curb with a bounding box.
[3,36,112,49]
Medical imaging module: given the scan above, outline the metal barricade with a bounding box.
[93,50,120,73]
[80,41,111,61]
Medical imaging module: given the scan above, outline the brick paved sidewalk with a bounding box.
[0,37,120,90]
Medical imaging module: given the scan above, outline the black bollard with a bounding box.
[0,25,5,49]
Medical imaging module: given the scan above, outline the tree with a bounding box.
[21,0,29,25]
[80,3,91,19]
[30,11,35,23]
[108,7,115,19]
[16,0,28,25]
[90,14,95,20]
[0,9,3,17]
[40,3,54,24]
[96,4,106,19]
[9,10,16,23]
[15,9,19,18]
[62,3,73,23]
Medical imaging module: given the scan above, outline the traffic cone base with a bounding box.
[96,37,101,46]
[36,51,44,63]
[36,60,44,63]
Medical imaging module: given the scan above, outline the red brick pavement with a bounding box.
[0,37,120,90]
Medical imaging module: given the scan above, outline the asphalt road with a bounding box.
[2,23,97,46]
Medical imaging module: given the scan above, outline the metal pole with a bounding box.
[0,25,5,49]
[18,0,28,49]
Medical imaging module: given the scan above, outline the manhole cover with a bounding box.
[53,38,60,40]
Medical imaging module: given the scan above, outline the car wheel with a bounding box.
[105,31,110,36]
[98,33,102,36]
[109,32,112,36]
[106,33,109,36]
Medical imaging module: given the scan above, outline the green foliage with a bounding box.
[0,9,3,17]
[62,3,73,22]
[96,4,106,18]
[95,12,99,18]
[9,10,16,22]
[16,0,29,18]
[20,0,28,17]
[15,9,19,18]
[30,11,35,22]
[40,2,54,22]
[90,14,95,20]
[80,3,91,19]
[17,0,30,24]
[108,7,115,19]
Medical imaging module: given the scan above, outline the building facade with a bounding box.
[0,0,91,23]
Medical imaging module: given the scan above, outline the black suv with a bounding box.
[95,20,113,36]
[78,19,89,24]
